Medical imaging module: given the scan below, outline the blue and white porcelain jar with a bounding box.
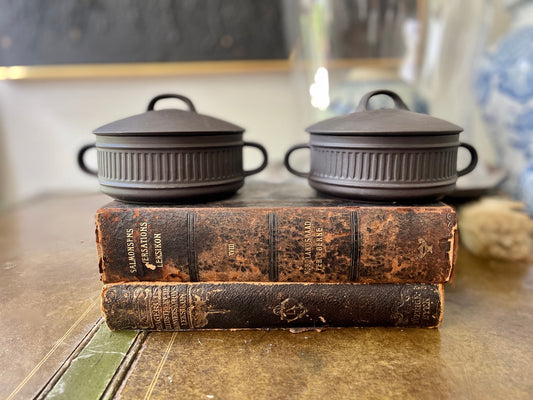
[475,0,533,209]
[520,161,533,215]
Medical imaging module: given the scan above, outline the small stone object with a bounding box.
[458,197,533,262]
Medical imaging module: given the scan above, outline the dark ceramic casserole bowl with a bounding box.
[284,90,477,201]
[79,94,268,203]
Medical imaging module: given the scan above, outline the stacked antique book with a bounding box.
[96,182,457,330]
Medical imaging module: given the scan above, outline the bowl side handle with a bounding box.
[457,142,478,177]
[77,143,98,176]
[284,144,310,178]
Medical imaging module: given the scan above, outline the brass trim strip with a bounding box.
[143,332,178,400]
[0,60,290,80]
[35,319,105,400]
[0,58,400,81]
[5,299,98,400]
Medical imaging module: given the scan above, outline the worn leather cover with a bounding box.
[96,183,457,284]
[102,282,443,330]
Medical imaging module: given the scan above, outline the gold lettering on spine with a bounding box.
[315,227,325,273]
[126,228,137,273]
[178,291,189,329]
[154,233,163,268]
[422,297,431,321]
[161,286,172,329]
[412,291,422,325]
[151,286,164,330]
[302,220,326,274]
[170,285,181,329]
[303,221,313,274]
[140,222,149,264]
[228,243,235,257]
[186,285,195,329]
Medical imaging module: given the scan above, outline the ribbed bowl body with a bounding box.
[307,133,462,200]
[95,134,246,203]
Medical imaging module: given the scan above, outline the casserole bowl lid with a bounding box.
[306,90,462,136]
[93,94,244,136]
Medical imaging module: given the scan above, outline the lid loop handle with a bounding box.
[147,94,197,112]
[356,90,409,112]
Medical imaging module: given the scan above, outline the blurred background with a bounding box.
[0,0,532,212]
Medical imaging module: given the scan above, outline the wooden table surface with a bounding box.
[1,193,532,400]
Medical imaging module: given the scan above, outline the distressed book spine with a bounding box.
[96,204,457,284]
[101,282,444,331]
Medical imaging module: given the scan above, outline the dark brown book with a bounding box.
[96,182,457,284]
[102,282,444,330]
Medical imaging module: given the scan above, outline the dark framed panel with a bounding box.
[0,0,288,66]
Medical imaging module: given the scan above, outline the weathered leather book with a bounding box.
[96,183,458,284]
[102,282,444,330]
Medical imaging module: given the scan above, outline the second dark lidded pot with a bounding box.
[78,94,268,203]
[285,90,478,201]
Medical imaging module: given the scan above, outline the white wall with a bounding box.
[0,71,312,207]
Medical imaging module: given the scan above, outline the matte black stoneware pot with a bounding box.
[284,90,478,201]
[78,94,268,203]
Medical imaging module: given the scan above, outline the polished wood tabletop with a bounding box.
[1,193,532,399]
